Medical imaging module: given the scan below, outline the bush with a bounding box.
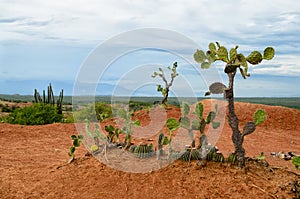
[6,103,63,125]
[74,102,112,122]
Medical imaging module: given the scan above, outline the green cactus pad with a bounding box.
[191,119,200,130]
[229,48,237,62]
[209,82,226,94]
[246,51,263,65]
[201,62,211,69]
[90,145,99,152]
[180,116,190,130]
[73,138,81,147]
[254,109,267,125]
[263,47,275,60]
[206,111,216,124]
[166,118,180,131]
[195,103,204,119]
[182,103,190,116]
[217,46,229,62]
[212,121,220,129]
[69,146,76,156]
[209,42,217,53]
[194,49,206,63]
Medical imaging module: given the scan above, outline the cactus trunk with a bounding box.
[162,87,169,105]
[226,71,245,167]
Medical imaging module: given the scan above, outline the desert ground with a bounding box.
[0,100,299,198]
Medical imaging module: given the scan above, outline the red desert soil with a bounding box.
[0,100,299,198]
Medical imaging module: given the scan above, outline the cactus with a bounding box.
[117,108,140,149]
[246,51,263,65]
[179,147,201,162]
[131,143,155,158]
[194,42,274,167]
[228,153,237,164]
[152,62,179,105]
[105,125,120,143]
[157,132,166,158]
[33,83,63,114]
[68,134,83,163]
[165,118,180,158]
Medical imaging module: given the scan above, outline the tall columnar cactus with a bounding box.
[194,42,274,167]
[152,62,179,105]
[33,83,64,114]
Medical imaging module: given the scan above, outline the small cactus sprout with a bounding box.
[68,134,83,163]
[257,152,265,160]
[166,118,180,157]
[254,109,267,125]
[194,42,275,167]
[152,62,179,105]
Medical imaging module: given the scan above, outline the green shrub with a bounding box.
[74,102,112,122]
[6,103,63,125]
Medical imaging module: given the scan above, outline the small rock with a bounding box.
[284,154,291,160]
[270,152,276,156]
[279,153,285,159]
[288,151,296,157]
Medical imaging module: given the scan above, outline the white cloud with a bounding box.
[0,0,300,96]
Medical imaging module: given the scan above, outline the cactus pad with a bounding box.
[254,109,267,125]
[243,121,256,136]
[263,47,275,60]
[209,82,226,94]
[217,46,229,62]
[246,51,263,65]
[194,49,206,63]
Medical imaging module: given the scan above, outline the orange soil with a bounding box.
[0,100,299,198]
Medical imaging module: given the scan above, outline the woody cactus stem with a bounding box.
[226,69,245,166]
[194,42,273,167]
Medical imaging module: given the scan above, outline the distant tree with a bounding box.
[194,42,275,167]
[152,62,178,105]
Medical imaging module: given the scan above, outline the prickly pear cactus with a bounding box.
[194,42,275,79]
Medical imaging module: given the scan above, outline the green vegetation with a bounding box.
[194,42,274,167]
[178,102,221,164]
[117,108,140,149]
[6,103,63,125]
[73,102,113,122]
[292,156,300,170]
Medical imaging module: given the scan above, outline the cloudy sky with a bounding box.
[0,0,299,97]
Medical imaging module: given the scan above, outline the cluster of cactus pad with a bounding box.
[194,42,274,78]
[34,83,64,114]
